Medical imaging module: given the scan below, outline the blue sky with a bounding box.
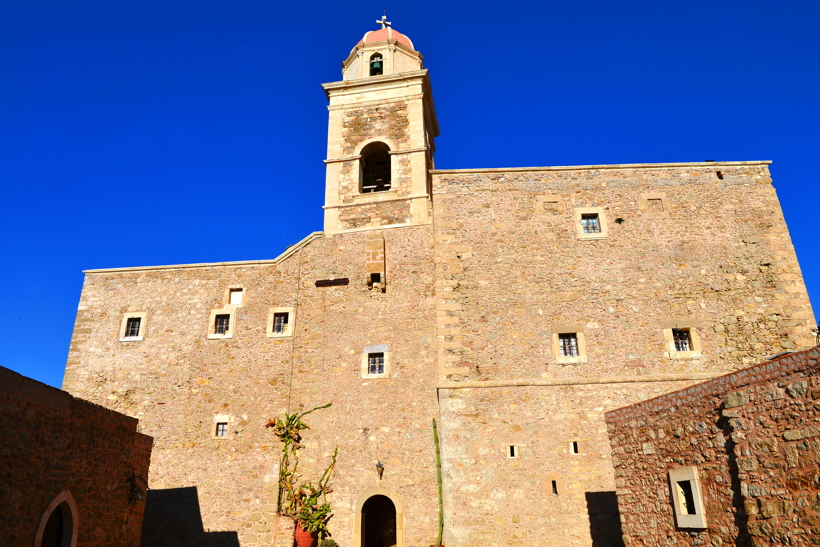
[1,0,818,388]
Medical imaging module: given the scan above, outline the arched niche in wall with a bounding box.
[34,490,78,547]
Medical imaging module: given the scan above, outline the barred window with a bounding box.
[672,328,692,352]
[581,214,601,234]
[125,317,141,338]
[215,422,228,437]
[559,333,579,357]
[214,314,230,335]
[273,312,289,334]
[368,352,385,375]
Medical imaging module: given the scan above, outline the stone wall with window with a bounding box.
[605,346,820,547]
[63,227,440,547]
[430,161,816,546]
[0,365,152,547]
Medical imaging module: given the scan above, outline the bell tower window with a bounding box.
[370,53,383,76]
[360,142,392,193]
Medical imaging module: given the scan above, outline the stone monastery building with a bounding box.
[63,20,816,547]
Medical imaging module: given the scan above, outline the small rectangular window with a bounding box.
[672,328,692,352]
[648,198,664,212]
[125,317,142,338]
[508,445,517,458]
[552,480,558,495]
[368,353,385,375]
[229,289,243,306]
[676,481,696,514]
[216,422,228,437]
[571,441,579,454]
[370,273,381,284]
[273,312,289,334]
[559,333,579,357]
[581,213,602,234]
[214,314,231,335]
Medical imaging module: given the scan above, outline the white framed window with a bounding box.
[208,308,236,339]
[552,325,587,364]
[119,312,147,341]
[668,466,707,529]
[212,414,233,439]
[574,207,608,240]
[267,307,295,338]
[361,344,390,379]
[662,320,703,359]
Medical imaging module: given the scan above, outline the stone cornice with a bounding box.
[431,160,771,175]
[83,231,324,274]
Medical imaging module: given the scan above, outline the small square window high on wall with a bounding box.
[361,345,390,378]
[125,317,141,338]
[559,333,579,357]
[368,353,385,375]
[580,214,601,234]
[662,321,703,359]
[119,312,147,341]
[672,328,692,352]
[214,314,230,335]
[216,422,228,437]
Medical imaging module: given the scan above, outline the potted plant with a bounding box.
[267,404,338,547]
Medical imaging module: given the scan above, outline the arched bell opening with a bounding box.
[34,491,78,547]
[369,53,384,76]
[362,495,397,547]
[360,142,392,193]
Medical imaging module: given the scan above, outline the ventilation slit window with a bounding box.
[571,441,579,454]
[508,445,517,458]
[552,480,559,495]
[677,481,696,515]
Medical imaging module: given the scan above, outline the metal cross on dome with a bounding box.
[376,14,392,29]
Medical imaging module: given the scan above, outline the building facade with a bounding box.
[62,23,816,547]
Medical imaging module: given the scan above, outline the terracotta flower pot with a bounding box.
[294,522,319,547]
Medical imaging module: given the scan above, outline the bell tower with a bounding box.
[322,18,440,234]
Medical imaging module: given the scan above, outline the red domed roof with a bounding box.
[357,27,414,51]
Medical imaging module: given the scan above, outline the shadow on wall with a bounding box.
[585,491,624,547]
[140,487,240,547]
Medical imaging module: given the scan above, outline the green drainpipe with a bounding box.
[433,418,444,546]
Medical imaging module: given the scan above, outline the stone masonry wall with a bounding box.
[431,164,815,382]
[64,226,441,547]
[430,163,816,546]
[0,365,152,547]
[606,345,820,547]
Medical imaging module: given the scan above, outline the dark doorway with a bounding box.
[362,495,396,547]
[41,502,72,547]
[585,491,624,547]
